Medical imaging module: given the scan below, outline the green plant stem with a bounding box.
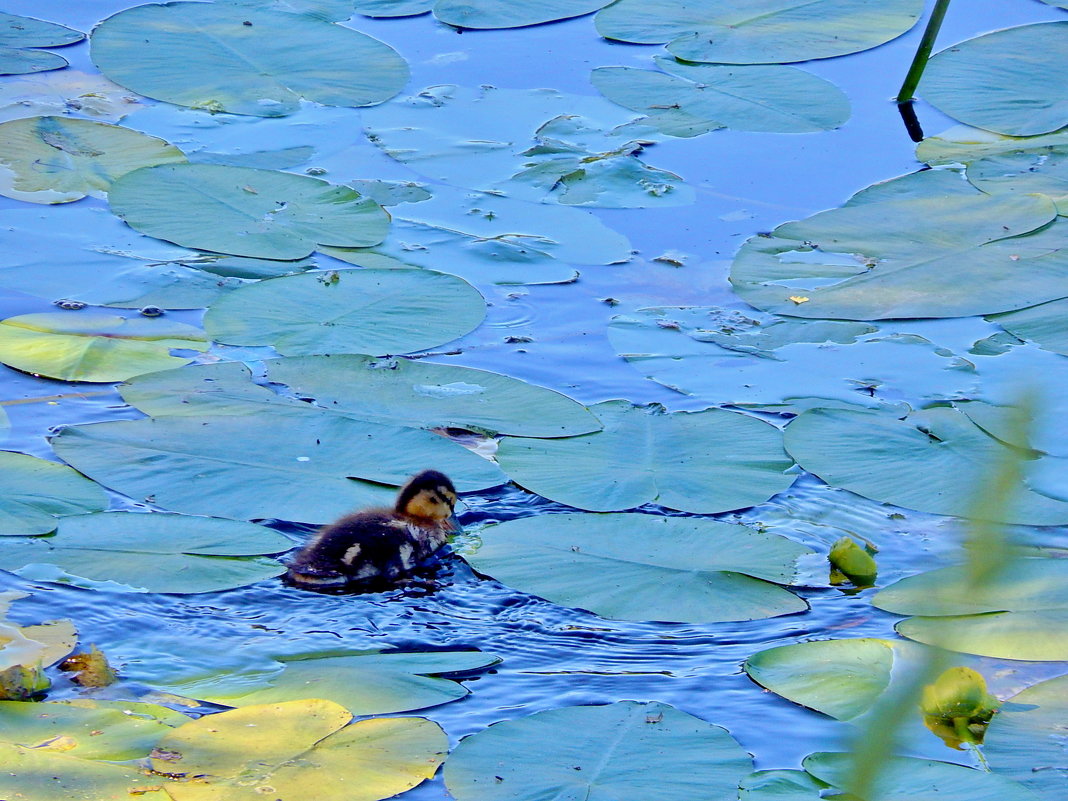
[897,0,953,103]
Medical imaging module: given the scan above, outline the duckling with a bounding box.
[285,470,458,591]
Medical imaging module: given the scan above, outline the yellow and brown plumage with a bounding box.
[285,470,458,590]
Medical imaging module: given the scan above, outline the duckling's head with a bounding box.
[395,470,458,526]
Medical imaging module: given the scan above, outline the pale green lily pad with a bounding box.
[109,163,389,260]
[0,313,208,382]
[985,674,1068,800]
[0,699,187,760]
[784,405,1068,525]
[51,411,505,523]
[0,12,83,76]
[365,85,694,207]
[0,598,77,672]
[155,699,446,801]
[467,513,809,623]
[355,0,434,16]
[917,125,1068,167]
[0,742,168,801]
[594,0,923,64]
[0,70,143,124]
[445,701,753,801]
[592,58,849,136]
[163,650,500,714]
[265,355,601,437]
[0,512,290,593]
[921,22,1068,136]
[204,268,485,356]
[91,3,408,117]
[804,752,1039,801]
[740,770,826,801]
[435,0,613,29]
[730,169,1064,319]
[0,450,107,536]
[967,146,1068,213]
[497,401,794,513]
[988,298,1068,356]
[874,558,1068,660]
[219,0,356,21]
[0,116,185,204]
[607,306,975,407]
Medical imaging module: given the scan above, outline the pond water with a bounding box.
[1,0,1067,798]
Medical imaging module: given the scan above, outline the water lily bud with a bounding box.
[828,537,877,586]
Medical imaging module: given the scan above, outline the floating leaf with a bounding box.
[204,268,486,356]
[0,312,208,382]
[109,163,389,260]
[966,145,1068,215]
[51,411,505,523]
[218,0,357,21]
[592,57,849,136]
[355,0,434,18]
[497,401,794,513]
[467,513,809,623]
[594,0,923,64]
[435,0,613,29]
[163,650,500,714]
[0,451,106,536]
[0,512,290,593]
[921,23,1068,137]
[989,298,1068,356]
[784,405,1068,525]
[740,770,826,801]
[730,169,1064,319]
[0,596,77,669]
[0,12,83,76]
[0,116,185,204]
[0,70,143,123]
[91,2,409,117]
[0,742,165,801]
[445,701,753,801]
[155,699,446,801]
[985,674,1068,800]
[265,355,600,437]
[916,125,1068,167]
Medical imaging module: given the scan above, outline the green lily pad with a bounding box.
[0,116,185,204]
[355,0,434,17]
[740,770,826,801]
[0,12,83,76]
[0,312,208,382]
[985,674,1068,800]
[0,512,290,593]
[219,0,357,20]
[0,742,168,801]
[784,405,1068,525]
[108,163,389,260]
[966,146,1068,214]
[0,699,187,760]
[730,169,1064,320]
[917,125,1068,167]
[90,2,409,117]
[921,22,1068,137]
[445,701,753,801]
[435,0,613,29]
[592,57,849,136]
[51,411,505,523]
[204,268,485,356]
[466,513,809,623]
[496,401,795,513]
[0,70,143,124]
[0,597,77,673]
[265,355,601,437]
[989,298,1068,356]
[155,699,446,801]
[594,0,923,64]
[0,450,107,536]
[162,650,500,714]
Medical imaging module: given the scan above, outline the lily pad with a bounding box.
[496,401,795,513]
[594,0,923,64]
[108,163,390,260]
[0,450,107,536]
[0,313,208,382]
[0,512,290,593]
[265,355,601,437]
[51,411,505,523]
[873,558,1068,661]
[90,2,409,117]
[988,298,1068,356]
[985,674,1068,800]
[592,57,849,136]
[355,0,434,17]
[204,268,486,356]
[162,650,500,714]
[966,146,1068,214]
[154,699,446,801]
[0,116,185,204]
[0,70,142,123]
[0,742,167,801]
[444,701,753,801]
[0,12,83,76]
[219,0,357,21]
[784,405,1068,525]
[466,513,809,623]
[730,169,1065,319]
[916,125,1068,167]
[921,22,1068,136]
[435,0,613,29]
[740,770,826,801]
